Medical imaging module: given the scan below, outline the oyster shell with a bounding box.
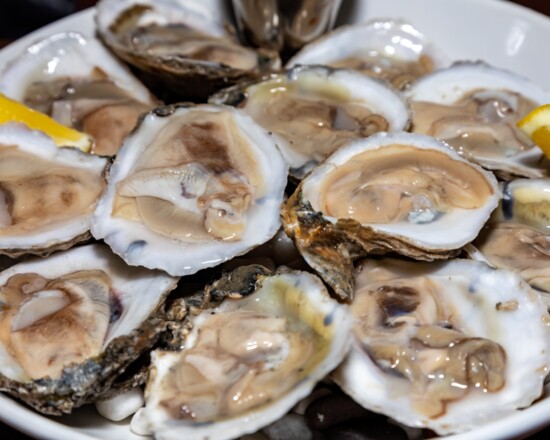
[282,132,500,301]
[406,61,550,178]
[96,0,280,101]
[334,258,550,435]
[0,123,108,258]
[92,103,288,276]
[286,19,449,90]
[0,32,155,156]
[131,265,352,440]
[211,65,411,180]
[0,244,178,415]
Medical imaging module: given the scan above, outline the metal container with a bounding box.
[231,0,343,55]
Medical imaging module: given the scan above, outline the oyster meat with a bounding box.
[0,244,178,415]
[0,32,155,156]
[211,65,410,179]
[132,265,352,440]
[0,123,108,258]
[406,62,550,178]
[282,131,500,300]
[286,20,448,90]
[334,258,550,435]
[92,104,288,276]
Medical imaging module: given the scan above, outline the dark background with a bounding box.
[0,0,550,439]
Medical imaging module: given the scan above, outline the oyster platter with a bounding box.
[1,0,550,439]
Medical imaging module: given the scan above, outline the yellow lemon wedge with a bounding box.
[0,93,93,152]
[517,104,550,158]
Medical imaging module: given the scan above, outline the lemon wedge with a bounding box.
[517,104,550,158]
[0,93,93,152]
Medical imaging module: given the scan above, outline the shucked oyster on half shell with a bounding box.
[211,65,411,180]
[0,32,156,156]
[334,258,550,435]
[286,19,449,90]
[95,0,280,101]
[469,178,550,299]
[0,123,108,258]
[131,264,352,440]
[0,244,178,415]
[92,103,288,276]
[282,132,500,301]
[406,61,550,178]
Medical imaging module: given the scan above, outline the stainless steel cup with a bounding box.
[231,0,343,54]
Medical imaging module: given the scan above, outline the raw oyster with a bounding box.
[286,19,448,90]
[0,32,155,156]
[211,65,410,180]
[0,244,178,415]
[131,265,352,440]
[406,61,550,178]
[282,132,500,300]
[0,123,108,258]
[469,178,550,298]
[92,103,288,276]
[334,258,550,435]
[96,0,280,101]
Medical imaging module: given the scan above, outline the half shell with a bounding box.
[0,244,178,415]
[334,258,550,435]
[282,132,500,300]
[470,178,550,297]
[96,0,280,101]
[0,123,108,258]
[0,32,155,156]
[286,19,449,90]
[92,104,288,276]
[211,65,411,180]
[406,61,550,178]
[132,265,352,440]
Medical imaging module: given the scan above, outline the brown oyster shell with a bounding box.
[96,5,280,102]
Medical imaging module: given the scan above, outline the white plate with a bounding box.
[1,1,550,439]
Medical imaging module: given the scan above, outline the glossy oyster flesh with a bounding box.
[0,123,108,258]
[0,244,178,415]
[0,32,155,156]
[282,131,500,300]
[131,265,352,440]
[286,19,449,90]
[406,62,550,178]
[211,65,410,180]
[334,258,550,435]
[92,104,288,276]
[96,0,280,101]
